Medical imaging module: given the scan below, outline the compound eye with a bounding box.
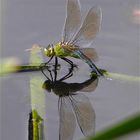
[44,44,51,52]
[44,47,48,53]
[43,44,53,57]
[43,47,49,56]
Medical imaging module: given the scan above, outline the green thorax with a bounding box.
[54,42,77,57]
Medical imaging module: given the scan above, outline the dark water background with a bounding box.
[1,0,139,140]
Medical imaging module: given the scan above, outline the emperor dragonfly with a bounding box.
[43,0,102,76]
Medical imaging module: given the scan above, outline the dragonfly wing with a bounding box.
[80,48,99,62]
[62,0,81,43]
[70,93,95,136]
[71,6,102,48]
[59,97,76,140]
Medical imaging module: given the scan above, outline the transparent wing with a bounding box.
[71,6,102,48]
[80,48,99,62]
[59,97,76,140]
[70,93,95,136]
[62,0,81,43]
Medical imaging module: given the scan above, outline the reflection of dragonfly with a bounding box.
[42,62,98,140]
[41,0,102,76]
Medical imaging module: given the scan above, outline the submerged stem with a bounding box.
[28,110,44,140]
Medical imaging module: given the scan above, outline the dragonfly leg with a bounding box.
[45,56,54,66]
[39,56,54,79]
[54,57,58,81]
[40,66,50,80]
[40,55,54,69]
[58,58,74,81]
[47,68,54,81]
[61,57,74,68]
[59,69,73,81]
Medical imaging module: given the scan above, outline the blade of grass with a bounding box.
[85,113,140,140]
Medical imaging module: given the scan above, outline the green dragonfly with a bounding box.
[41,0,102,76]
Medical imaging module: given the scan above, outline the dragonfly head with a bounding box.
[42,80,52,92]
[43,44,55,57]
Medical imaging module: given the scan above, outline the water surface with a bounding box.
[1,0,139,140]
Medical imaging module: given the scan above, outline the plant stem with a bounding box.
[104,71,140,82]
[86,113,140,140]
[28,110,44,140]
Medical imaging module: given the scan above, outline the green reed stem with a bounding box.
[104,71,140,82]
[28,110,44,140]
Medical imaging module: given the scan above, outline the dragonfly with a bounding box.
[41,0,103,76]
[42,60,98,140]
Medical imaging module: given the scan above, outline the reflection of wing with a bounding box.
[62,0,81,43]
[80,77,98,92]
[71,6,102,48]
[70,93,95,136]
[59,97,76,140]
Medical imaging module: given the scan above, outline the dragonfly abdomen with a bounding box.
[52,81,72,97]
[74,50,103,76]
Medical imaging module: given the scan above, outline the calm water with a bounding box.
[1,0,139,140]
